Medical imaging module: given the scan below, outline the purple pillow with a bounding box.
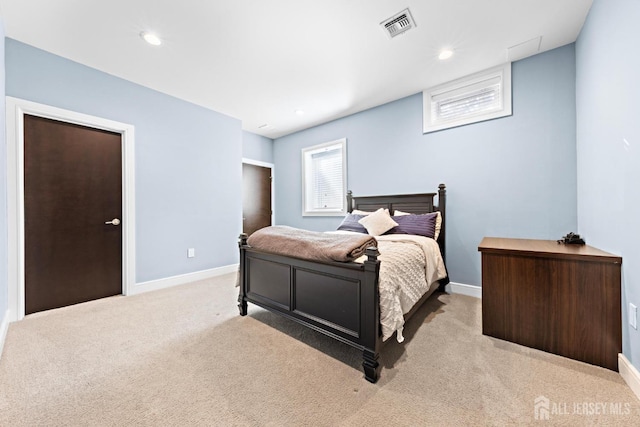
[385,212,438,238]
[337,214,368,234]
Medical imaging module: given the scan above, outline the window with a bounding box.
[423,63,512,133]
[302,138,347,216]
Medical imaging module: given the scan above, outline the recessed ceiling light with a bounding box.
[295,110,305,116]
[140,31,162,46]
[438,49,454,60]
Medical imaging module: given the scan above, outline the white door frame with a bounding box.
[242,158,275,227]
[6,96,136,321]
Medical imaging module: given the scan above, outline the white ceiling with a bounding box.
[0,0,592,139]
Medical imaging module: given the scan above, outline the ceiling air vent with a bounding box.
[381,8,416,38]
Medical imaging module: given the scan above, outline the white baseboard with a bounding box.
[446,282,482,299]
[0,309,10,361]
[130,264,238,296]
[619,353,640,401]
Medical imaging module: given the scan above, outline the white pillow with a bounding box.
[393,210,443,240]
[352,208,389,216]
[358,208,398,236]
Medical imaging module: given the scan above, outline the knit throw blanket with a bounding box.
[246,226,377,263]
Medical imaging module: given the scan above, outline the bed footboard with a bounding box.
[238,233,383,382]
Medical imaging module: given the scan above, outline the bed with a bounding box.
[237,184,448,383]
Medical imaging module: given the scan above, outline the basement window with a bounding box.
[302,138,347,216]
[423,63,512,133]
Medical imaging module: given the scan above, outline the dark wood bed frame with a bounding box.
[237,184,448,383]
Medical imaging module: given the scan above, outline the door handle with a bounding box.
[105,218,121,226]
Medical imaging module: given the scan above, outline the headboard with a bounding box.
[346,184,446,264]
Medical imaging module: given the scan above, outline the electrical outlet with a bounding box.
[630,303,637,330]
[187,248,195,258]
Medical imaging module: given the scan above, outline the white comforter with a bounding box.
[337,232,447,342]
[375,235,447,341]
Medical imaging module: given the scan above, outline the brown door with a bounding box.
[242,163,272,235]
[24,114,123,315]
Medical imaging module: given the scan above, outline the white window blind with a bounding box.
[302,139,347,216]
[423,63,511,133]
[310,149,342,209]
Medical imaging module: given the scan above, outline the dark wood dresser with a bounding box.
[478,237,622,371]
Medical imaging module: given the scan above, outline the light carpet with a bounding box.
[0,273,638,426]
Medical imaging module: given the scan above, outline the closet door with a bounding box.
[242,163,272,235]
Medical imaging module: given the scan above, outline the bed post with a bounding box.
[237,233,248,316]
[346,190,353,213]
[437,184,449,291]
[438,183,446,263]
[362,247,381,383]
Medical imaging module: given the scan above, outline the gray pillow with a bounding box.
[337,214,368,233]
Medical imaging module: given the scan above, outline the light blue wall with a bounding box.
[576,0,640,367]
[0,23,7,320]
[5,39,243,283]
[243,130,274,164]
[274,44,578,286]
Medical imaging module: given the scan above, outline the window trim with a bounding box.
[423,63,512,133]
[301,138,347,217]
